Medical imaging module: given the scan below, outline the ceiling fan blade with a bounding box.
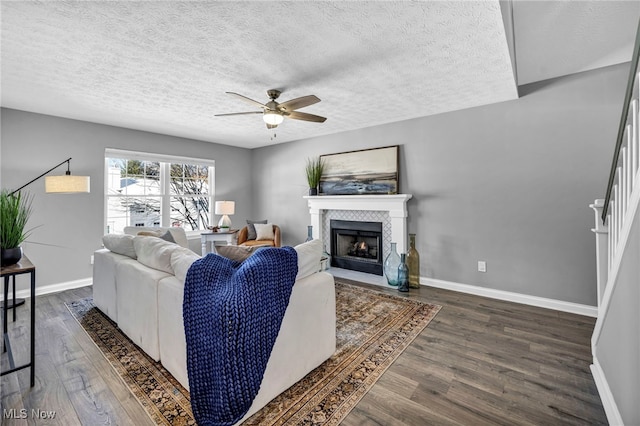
[226,92,266,109]
[215,111,263,117]
[278,95,321,111]
[266,123,278,130]
[286,110,327,123]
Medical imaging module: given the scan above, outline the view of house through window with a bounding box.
[105,150,214,234]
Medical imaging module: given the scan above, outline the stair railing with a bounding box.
[590,21,640,425]
[600,19,640,277]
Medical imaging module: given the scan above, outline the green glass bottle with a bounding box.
[407,233,420,289]
[398,254,409,292]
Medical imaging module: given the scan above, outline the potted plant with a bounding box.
[0,190,33,266]
[305,157,325,196]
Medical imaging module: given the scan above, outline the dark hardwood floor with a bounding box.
[1,281,606,425]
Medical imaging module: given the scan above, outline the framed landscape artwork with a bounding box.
[319,145,399,195]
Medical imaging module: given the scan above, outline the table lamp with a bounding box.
[215,201,235,230]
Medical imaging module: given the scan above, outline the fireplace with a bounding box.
[330,220,383,275]
[304,195,412,261]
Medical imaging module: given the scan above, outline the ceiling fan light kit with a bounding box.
[263,110,284,125]
[216,89,326,130]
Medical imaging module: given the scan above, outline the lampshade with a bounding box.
[45,175,90,193]
[263,111,284,125]
[214,201,235,215]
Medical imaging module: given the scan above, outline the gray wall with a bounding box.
[1,108,252,290]
[595,207,640,424]
[1,62,627,306]
[250,63,628,306]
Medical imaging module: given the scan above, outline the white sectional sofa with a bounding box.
[92,228,336,422]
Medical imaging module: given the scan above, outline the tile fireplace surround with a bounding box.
[304,194,413,257]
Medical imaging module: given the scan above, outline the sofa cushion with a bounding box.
[137,230,177,244]
[254,223,275,241]
[171,247,201,283]
[124,226,189,248]
[133,236,180,274]
[246,219,267,240]
[294,239,323,281]
[102,234,137,259]
[216,244,269,263]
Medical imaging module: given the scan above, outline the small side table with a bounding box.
[201,229,238,255]
[1,255,35,387]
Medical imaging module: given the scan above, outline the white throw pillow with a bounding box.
[171,247,201,283]
[254,223,275,240]
[133,236,179,274]
[294,239,323,280]
[102,234,137,259]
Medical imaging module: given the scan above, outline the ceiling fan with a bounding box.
[215,89,327,129]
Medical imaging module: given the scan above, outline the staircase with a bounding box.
[590,18,640,426]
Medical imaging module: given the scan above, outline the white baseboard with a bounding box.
[591,357,624,425]
[329,267,597,317]
[422,277,598,317]
[1,277,92,301]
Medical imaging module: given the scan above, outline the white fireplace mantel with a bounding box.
[304,194,413,253]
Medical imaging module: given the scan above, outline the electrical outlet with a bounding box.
[478,261,486,272]
[90,255,94,265]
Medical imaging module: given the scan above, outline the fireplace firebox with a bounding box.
[330,219,383,275]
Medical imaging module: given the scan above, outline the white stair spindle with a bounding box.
[611,184,617,251]
[637,96,640,183]
[607,211,613,271]
[615,178,621,247]
[626,127,633,202]
[632,100,638,187]
[622,144,629,214]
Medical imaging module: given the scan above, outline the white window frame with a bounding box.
[104,148,215,235]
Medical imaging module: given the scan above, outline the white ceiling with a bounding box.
[1,1,638,149]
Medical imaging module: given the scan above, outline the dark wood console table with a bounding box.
[1,255,35,387]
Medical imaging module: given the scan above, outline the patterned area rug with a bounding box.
[66,279,441,425]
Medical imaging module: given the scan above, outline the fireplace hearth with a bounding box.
[330,219,383,275]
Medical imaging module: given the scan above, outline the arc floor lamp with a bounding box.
[9,157,90,195]
[2,157,89,309]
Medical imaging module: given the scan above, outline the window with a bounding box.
[105,149,215,234]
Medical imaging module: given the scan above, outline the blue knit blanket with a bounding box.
[183,246,298,426]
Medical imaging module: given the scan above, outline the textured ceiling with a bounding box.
[1,1,517,148]
[1,1,638,149]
